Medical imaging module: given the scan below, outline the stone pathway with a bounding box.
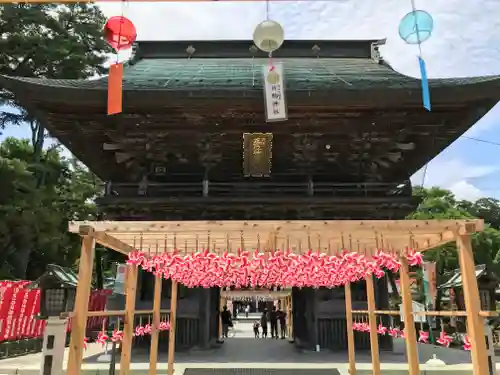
[0,322,492,375]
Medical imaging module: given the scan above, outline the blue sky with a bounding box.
[2,0,500,201]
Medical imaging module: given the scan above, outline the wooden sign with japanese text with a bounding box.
[263,63,287,122]
[243,133,273,177]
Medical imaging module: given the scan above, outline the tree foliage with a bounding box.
[407,186,500,311]
[0,3,112,141]
[0,137,101,280]
[409,186,500,272]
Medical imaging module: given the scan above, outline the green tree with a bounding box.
[0,137,101,280]
[0,3,111,162]
[407,186,500,311]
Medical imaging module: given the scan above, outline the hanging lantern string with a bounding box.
[115,0,128,64]
[410,0,423,57]
[265,0,275,71]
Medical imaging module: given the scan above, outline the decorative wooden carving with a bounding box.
[243,133,273,177]
[292,134,319,172]
[197,134,223,172]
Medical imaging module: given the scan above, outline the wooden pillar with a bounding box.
[366,275,381,375]
[149,273,162,375]
[457,234,489,374]
[67,236,95,375]
[400,256,420,375]
[167,281,179,375]
[120,265,138,375]
[344,283,356,375]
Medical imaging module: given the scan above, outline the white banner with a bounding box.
[263,63,287,122]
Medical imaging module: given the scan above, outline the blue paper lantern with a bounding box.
[399,10,434,45]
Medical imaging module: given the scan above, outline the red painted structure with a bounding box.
[0,280,110,342]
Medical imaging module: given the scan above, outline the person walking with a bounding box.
[278,308,287,339]
[220,305,232,338]
[260,309,268,338]
[270,306,278,339]
[245,304,250,318]
[253,320,260,338]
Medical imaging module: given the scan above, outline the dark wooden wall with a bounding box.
[292,276,392,351]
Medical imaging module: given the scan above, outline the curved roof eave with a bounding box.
[2,68,500,109]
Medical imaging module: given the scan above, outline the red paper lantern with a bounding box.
[104,16,137,51]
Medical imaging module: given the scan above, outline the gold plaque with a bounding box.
[243,133,273,177]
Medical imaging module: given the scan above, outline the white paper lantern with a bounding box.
[253,20,284,53]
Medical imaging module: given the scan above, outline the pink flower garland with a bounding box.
[126,248,422,288]
[89,321,170,347]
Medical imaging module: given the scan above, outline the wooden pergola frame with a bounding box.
[66,219,491,375]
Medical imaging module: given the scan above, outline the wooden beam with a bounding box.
[344,283,357,375]
[69,219,483,235]
[365,275,381,375]
[412,230,456,252]
[457,234,489,374]
[100,232,456,255]
[71,224,136,254]
[167,281,179,375]
[399,256,420,375]
[103,143,122,151]
[92,231,136,254]
[149,273,163,375]
[115,152,133,164]
[68,219,482,255]
[120,265,138,375]
[221,290,291,298]
[67,236,95,375]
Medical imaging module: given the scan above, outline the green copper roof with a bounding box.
[2,40,500,93]
[5,57,500,92]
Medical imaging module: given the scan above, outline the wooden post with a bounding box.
[149,274,163,375]
[167,281,179,375]
[344,283,356,375]
[120,265,138,375]
[366,275,381,375]
[67,236,95,375]
[457,234,489,374]
[400,256,420,375]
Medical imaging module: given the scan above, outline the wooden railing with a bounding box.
[104,180,412,199]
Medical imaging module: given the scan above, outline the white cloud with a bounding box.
[411,160,499,200]
[448,181,485,201]
[98,0,500,78]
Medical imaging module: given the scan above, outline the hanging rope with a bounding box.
[409,0,423,57]
[115,0,128,62]
[266,0,275,71]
